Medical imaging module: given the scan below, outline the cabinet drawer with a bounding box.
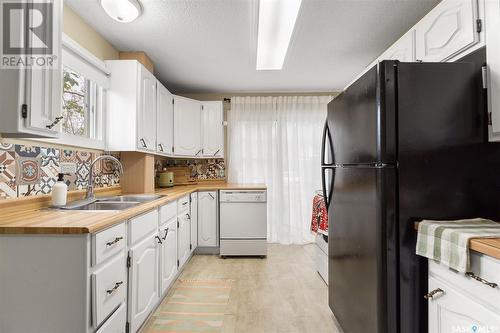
[96,302,126,333]
[129,209,159,246]
[160,201,177,226]
[92,222,126,266]
[92,254,127,328]
[177,195,189,213]
[428,276,500,333]
[429,252,500,313]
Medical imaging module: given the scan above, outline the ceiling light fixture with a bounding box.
[256,0,302,70]
[100,0,143,23]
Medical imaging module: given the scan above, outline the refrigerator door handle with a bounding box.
[321,167,335,210]
[321,122,335,166]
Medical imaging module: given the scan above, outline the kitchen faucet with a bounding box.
[86,155,123,199]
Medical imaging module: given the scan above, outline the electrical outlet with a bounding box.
[60,162,77,174]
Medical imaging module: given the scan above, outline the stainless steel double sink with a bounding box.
[57,194,164,211]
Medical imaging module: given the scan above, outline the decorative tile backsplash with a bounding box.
[0,142,120,200]
[160,159,225,180]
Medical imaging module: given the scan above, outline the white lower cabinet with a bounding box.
[96,302,127,333]
[428,253,500,332]
[128,233,160,333]
[92,253,127,327]
[177,212,191,269]
[160,218,178,295]
[428,276,500,332]
[190,192,198,253]
[198,191,218,247]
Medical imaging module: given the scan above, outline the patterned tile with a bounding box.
[75,151,94,190]
[0,143,119,200]
[16,157,41,185]
[0,142,14,151]
[0,151,16,184]
[60,149,76,163]
[15,144,41,158]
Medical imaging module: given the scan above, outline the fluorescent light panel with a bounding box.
[256,0,302,70]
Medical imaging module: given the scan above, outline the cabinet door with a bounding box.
[173,95,202,156]
[202,102,224,158]
[128,234,159,333]
[415,0,479,62]
[177,213,191,268]
[160,218,177,295]
[486,0,500,141]
[198,191,218,247]
[428,277,500,333]
[156,81,174,155]
[24,0,62,138]
[190,193,198,253]
[378,30,415,62]
[137,65,156,152]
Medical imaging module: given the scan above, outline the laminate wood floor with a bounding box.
[142,244,342,333]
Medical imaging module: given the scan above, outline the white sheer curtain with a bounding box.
[227,96,332,244]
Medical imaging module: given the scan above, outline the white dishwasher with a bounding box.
[219,190,267,257]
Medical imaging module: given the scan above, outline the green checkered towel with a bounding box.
[416,218,500,272]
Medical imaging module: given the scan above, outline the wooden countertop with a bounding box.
[0,183,267,235]
[414,221,500,260]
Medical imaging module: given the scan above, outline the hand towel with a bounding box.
[416,218,500,272]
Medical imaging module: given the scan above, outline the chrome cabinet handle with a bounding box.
[155,235,163,244]
[46,116,63,129]
[466,272,498,288]
[195,149,202,156]
[162,228,169,240]
[424,288,444,300]
[106,237,123,247]
[186,213,191,220]
[182,201,188,206]
[106,281,123,295]
[159,143,164,152]
[140,138,147,148]
[213,149,220,156]
[208,193,215,199]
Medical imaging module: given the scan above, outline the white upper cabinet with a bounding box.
[0,0,62,138]
[379,30,416,62]
[106,60,156,152]
[415,0,479,62]
[486,0,500,141]
[173,95,202,157]
[202,102,224,158]
[137,66,157,152]
[156,81,174,155]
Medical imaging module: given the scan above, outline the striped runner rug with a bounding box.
[145,279,233,333]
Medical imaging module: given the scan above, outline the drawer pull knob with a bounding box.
[465,272,498,288]
[162,228,169,240]
[106,237,123,247]
[186,213,191,220]
[424,288,444,300]
[106,281,123,295]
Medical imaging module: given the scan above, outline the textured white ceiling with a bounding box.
[66,0,439,93]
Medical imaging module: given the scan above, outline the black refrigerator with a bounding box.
[321,49,500,333]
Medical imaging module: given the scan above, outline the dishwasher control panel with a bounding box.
[219,190,267,202]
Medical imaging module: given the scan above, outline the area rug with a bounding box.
[146,279,233,333]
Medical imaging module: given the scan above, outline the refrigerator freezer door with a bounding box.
[327,63,397,165]
[328,166,398,333]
